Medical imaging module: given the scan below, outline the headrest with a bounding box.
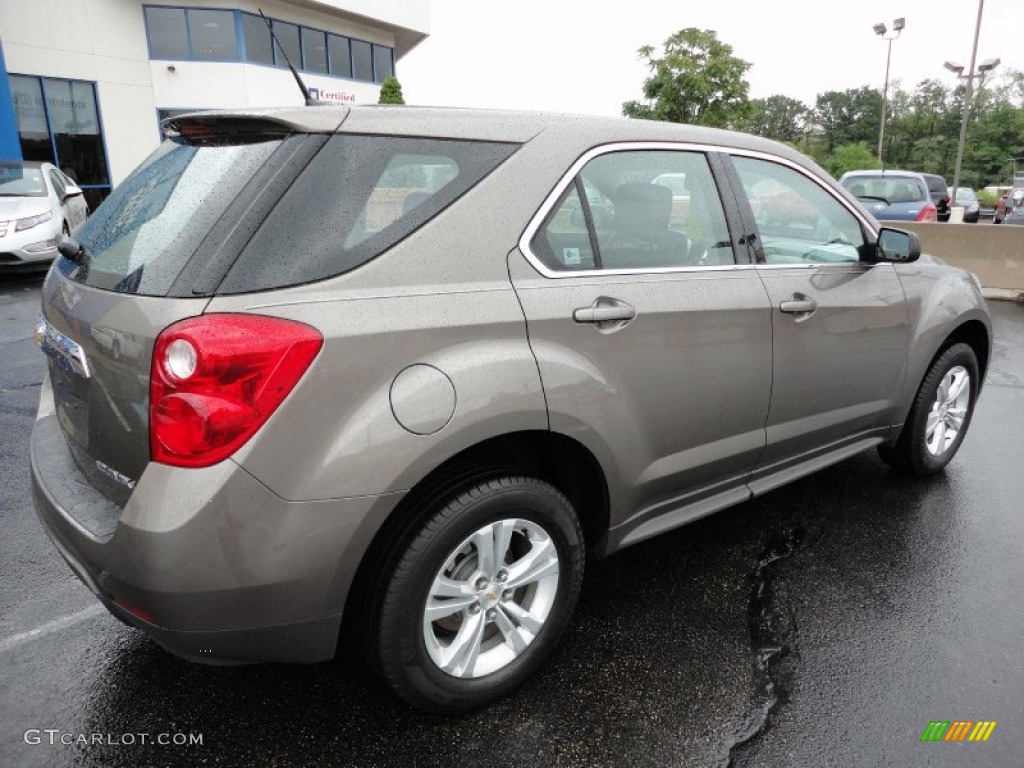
[612,183,673,233]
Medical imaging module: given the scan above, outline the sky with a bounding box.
[399,0,1024,116]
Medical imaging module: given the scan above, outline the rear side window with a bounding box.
[61,136,283,294]
[217,135,517,293]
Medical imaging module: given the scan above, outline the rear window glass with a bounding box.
[842,176,927,203]
[218,135,517,293]
[59,136,282,294]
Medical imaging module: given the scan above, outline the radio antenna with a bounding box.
[259,9,322,106]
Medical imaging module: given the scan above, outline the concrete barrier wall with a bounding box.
[898,222,1024,291]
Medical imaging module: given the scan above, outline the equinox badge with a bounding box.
[34,314,92,379]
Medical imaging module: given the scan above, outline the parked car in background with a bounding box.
[1001,189,1024,225]
[994,188,1023,224]
[32,106,991,714]
[0,161,88,271]
[921,173,951,222]
[839,170,938,222]
[948,187,980,223]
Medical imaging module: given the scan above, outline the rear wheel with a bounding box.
[878,343,979,475]
[371,476,584,713]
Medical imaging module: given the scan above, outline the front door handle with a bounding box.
[779,294,818,316]
[573,297,636,331]
[573,305,636,323]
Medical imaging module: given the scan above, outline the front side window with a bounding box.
[532,149,734,272]
[735,157,866,265]
[49,169,66,199]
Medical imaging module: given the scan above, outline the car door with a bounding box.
[508,146,773,544]
[726,154,910,490]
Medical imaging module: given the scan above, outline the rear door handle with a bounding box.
[573,305,636,323]
[779,296,818,315]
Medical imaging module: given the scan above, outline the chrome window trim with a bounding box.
[518,141,879,279]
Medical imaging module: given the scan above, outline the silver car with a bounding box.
[31,107,990,713]
[0,161,88,271]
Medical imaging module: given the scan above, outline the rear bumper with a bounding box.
[30,401,404,665]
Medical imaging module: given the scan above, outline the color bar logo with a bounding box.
[921,721,997,742]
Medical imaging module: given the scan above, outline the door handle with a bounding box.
[779,295,818,315]
[573,305,636,323]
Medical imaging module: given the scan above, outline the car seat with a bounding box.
[602,183,690,269]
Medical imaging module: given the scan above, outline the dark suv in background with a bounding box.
[921,173,951,222]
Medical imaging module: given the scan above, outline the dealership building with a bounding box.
[0,0,430,207]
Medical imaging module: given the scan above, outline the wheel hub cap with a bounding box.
[926,365,971,457]
[422,518,560,679]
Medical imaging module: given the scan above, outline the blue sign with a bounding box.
[0,37,22,162]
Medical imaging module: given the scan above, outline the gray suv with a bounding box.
[31,106,990,713]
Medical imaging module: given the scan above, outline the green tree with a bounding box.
[378,76,405,105]
[743,95,809,142]
[812,87,883,153]
[622,28,752,128]
[825,142,881,178]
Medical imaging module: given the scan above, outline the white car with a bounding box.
[0,161,88,271]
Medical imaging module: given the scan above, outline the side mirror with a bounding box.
[876,227,920,263]
[62,184,83,200]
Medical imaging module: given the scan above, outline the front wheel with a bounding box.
[372,476,584,713]
[878,343,979,475]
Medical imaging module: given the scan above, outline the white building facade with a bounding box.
[0,0,430,207]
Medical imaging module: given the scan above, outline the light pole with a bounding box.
[945,0,1000,204]
[873,17,905,163]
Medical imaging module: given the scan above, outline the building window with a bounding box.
[144,7,189,59]
[241,13,274,65]
[142,6,394,85]
[301,28,328,74]
[328,34,352,78]
[8,74,111,209]
[271,20,301,68]
[351,40,372,82]
[373,44,394,82]
[188,9,238,60]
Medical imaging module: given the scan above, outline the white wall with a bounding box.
[0,0,427,185]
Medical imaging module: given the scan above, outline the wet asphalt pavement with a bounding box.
[1,272,1022,767]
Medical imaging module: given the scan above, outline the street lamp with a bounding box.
[946,0,999,206]
[874,17,905,163]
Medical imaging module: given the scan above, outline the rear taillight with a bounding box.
[150,314,323,468]
[917,204,937,222]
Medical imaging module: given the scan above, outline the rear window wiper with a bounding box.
[56,234,91,267]
[853,194,890,204]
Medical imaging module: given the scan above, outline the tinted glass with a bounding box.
[328,34,352,77]
[550,150,732,271]
[64,137,281,295]
[188,10,237,60]
[842,175,928,203]
[42,78,108,186]
[351,40,373,81]
[0,165,47,197]
[533,184,597,270]
[49,169,66,198]
[8,75,52,164]
[145,7,189,59]
[242,13,274,65]
[373,45,393,82]
[220,136,518,293]
[736,157,865,264]
[272,21,301,67]
[301,28,328,73]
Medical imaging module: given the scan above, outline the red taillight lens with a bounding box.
[917,204,937,222]
[150,314,323,468]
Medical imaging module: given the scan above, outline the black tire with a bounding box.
[878,343,979,475]
[371,476,584,713]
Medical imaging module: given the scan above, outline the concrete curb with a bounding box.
[981,288,1024,303]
